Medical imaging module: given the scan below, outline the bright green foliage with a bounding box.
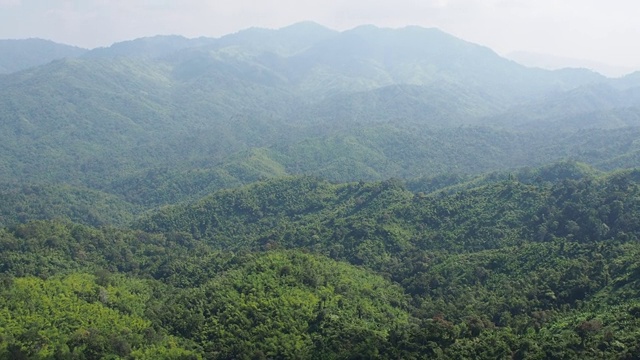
[4,167,640,358]
[4,26,640,359]
[0,273,197,359]
[159,251,411,359]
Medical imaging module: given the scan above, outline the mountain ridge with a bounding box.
[0,38,87,74]
[1,23,639,193]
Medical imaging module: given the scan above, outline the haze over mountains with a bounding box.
[0,38,86,74]
[1,22,640,198]
[506,51,637,78]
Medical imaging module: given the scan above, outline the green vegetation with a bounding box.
[0,274,199,359]
[0,184,140,228]
[4,24,640,359]
[2,168,640,358]
[1,24,639,196]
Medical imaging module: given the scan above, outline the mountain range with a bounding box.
[1,22,640,200]
[4,22,640,359]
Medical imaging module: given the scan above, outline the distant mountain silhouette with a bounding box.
[0,38,86,74]
[0,23,638,192]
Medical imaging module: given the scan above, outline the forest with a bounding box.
[4,169,640,359]
[2,23,640,359]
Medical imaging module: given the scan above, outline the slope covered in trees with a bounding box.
[2,23,640,194]
[4,23,640,359]
[3,167,640,358]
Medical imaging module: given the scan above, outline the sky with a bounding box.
[1,0,640,75]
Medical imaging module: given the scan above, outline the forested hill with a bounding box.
[2,23,640,193]
[135,169,640,259]
[4,23,640,359]
[3,168,640,358]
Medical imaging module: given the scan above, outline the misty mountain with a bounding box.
[83,22,337,61]
[611,70,640,89]
[507,50,636,78]
[6,24,640,359]
[488,79,640,130]
[83,35,217,59]
[213,21,338,56]
[281,25,609,100]
[0,23,638,193]
[0,38,87,74]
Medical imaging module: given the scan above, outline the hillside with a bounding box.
[4,23,640,359]
[3,168,640,358]
[135,169,640,259]
[0,184,140,228]
[2,23,637,192]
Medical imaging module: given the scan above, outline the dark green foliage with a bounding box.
[5,161,640,359]
[132,171,640,358]
[0,184,140,227]
[406,160,600,195]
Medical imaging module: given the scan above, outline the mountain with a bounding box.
[83,22,336,62]
[6,22,640,359]
[213,21,338,56]
[83,35,217,59]
[487,81,640,130]
[0,23,627,193]
[286,25,604,99]
[134,170,640,257]
[0,38,87,74]
[612,70,640,89]
[506,50,637,78]
[0,57,178,184]
[7,22,640,359]
[1,23,640,213]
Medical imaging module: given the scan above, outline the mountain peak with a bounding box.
[214,21,337,56]
[0,38,87,74]
[278,21,334,33]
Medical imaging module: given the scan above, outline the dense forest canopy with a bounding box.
[2,23,640,359]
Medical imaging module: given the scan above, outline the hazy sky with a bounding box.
[1,0,639,70]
